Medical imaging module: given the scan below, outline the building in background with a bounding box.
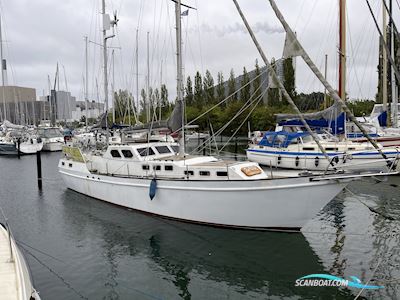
[0,86,50,125]
[72,100,104,121]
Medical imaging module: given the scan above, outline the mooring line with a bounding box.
[16,239,65,263]
[353,258,383,300]
[345,187,397,221]
[20,245,89,300]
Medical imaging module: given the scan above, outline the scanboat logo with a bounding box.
[295,274,384,289]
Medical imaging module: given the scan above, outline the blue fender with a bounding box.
[149,178,157,200]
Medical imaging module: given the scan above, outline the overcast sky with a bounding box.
[0,0,396,107]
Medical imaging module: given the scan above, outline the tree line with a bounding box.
[112,58,375,134]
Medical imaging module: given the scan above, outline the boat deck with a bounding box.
[0,225,18,300]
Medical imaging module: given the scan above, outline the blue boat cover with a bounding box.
[278,112,345,134]
[258,131,309,148]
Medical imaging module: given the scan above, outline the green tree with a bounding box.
[253,59,262,103]
[283,57,296,100]
[194,71,203,107]
[228,69,237,101]
[114,89,134,121]
[203,70,215,104]
[240,67,250,102]
[160,84,171,117]
[185,76,194,106]
[216,71,225,103]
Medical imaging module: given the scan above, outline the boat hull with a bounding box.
[59,160,349,230]
[247,148,399,172]
[349,136,400,147]
[0,143,18,155]
[0,142,43,155]
[42,141,63,152]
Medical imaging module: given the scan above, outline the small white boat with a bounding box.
[0,223,41,299]
[247,131,400,172]
[0,132,43,155]
[37,127,64,152]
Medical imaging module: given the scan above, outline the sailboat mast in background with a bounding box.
[382,1,388,114]
[175,0,185,156]
[390,0,398,127]
[0,14,7,121]
[338,0,346,101]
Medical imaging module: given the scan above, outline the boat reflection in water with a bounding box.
[58,189,356,300]
[304,178,400,300]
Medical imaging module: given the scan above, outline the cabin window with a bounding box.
[68,163,73,167]
[137,147,155,157]
[273,135,287,147]
[266,135,275,144]
[302,147,315,151]
[156,146,171,154]
[165,165,173,171]
[184,170,194,176]
[171,145,179,153]
[142,165,150,170]
[110,150,121,158]
[348,148,355,150]
[199,171,210,176]
[325,147,338,151]
[121,150,133,158]
[289,138,301,145]
[61,161,65,166]
[153,165,161,171]
[216,171,228,176]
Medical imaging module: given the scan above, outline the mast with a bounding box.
[382,1,388,114]
[175,0,185,155]
[85,36,89,130]
[146,31,150,123]
[0,14,7,121]
[159,59,162,121]
[112,49,115,124]
[136,28,139,121]
[102,0,109,144]
[390,0,398,127]
[324,54,328,109]
[338,0,346,101]
[101,0,117,144]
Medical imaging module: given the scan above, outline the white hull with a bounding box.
[349,136,400,147]
[59,160,349,230]
[42,141,63,152]
[20,142,43,154]
[247,148,399,172]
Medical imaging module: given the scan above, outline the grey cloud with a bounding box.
[198,21,284,37]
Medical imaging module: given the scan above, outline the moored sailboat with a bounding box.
[58,0,395,231]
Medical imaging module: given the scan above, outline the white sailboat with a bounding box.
[59,0,389,231]
[247,131,399,172]
[247,0,400,172]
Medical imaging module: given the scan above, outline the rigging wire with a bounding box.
[191,75,268,155]
[194,0,204,74]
